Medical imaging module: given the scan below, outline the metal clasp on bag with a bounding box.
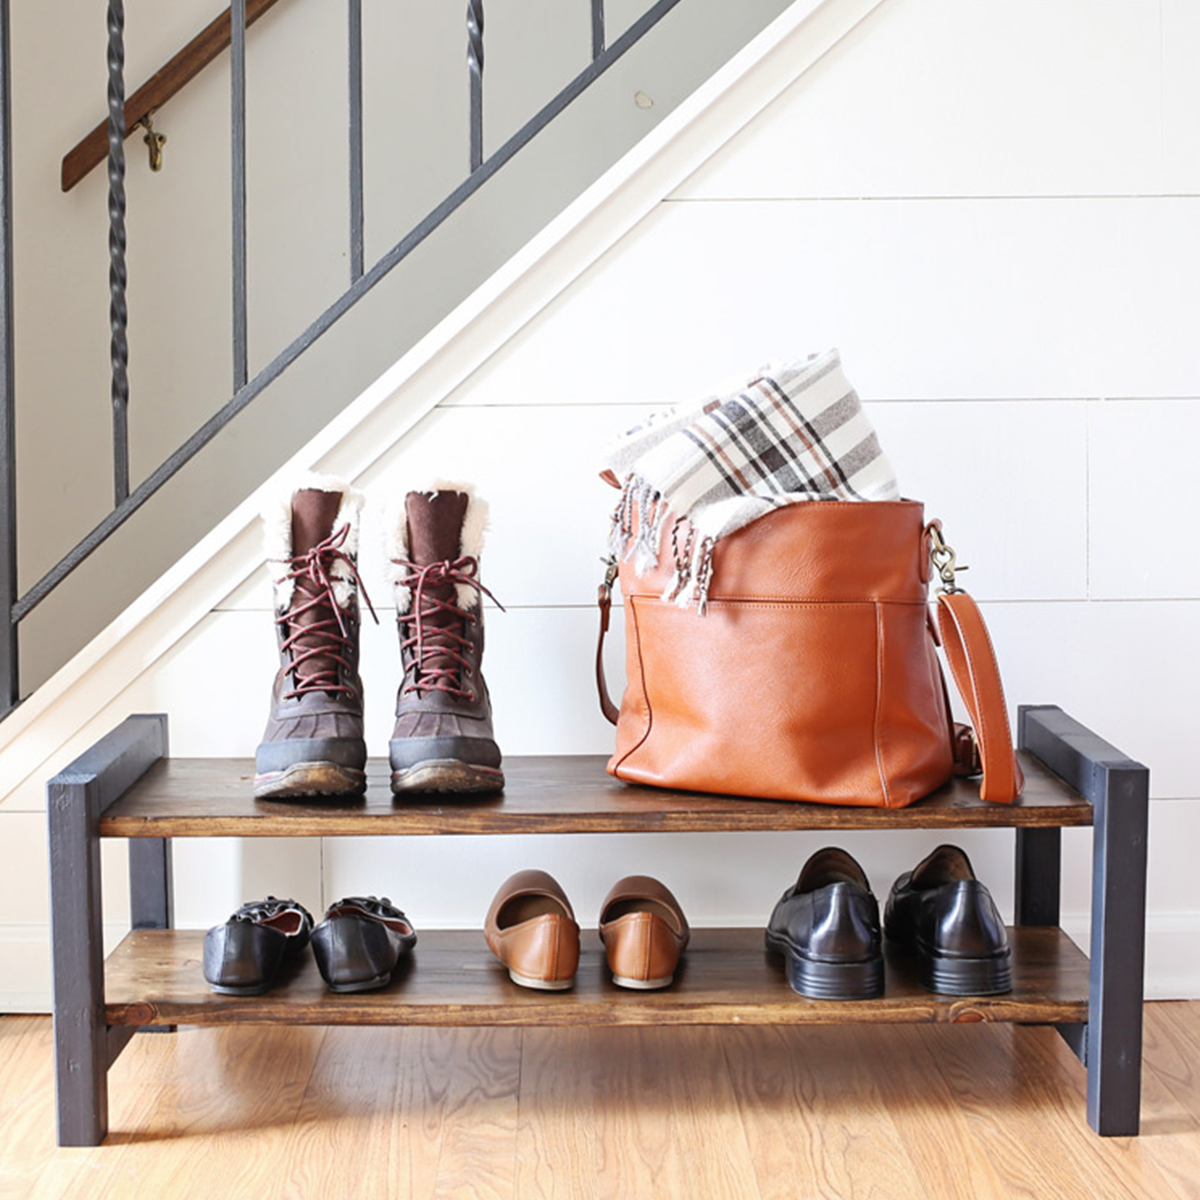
[928,524,968,594]
[600,555,619,597]
[598,556,619,633]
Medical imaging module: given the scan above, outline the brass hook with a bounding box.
[138,110,167,173]
[928,523,969,594]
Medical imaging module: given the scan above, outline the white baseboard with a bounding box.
[4,911,1198,1014]
[0,923,131,1014]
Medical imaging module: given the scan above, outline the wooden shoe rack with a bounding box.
[47,705,1149,1145]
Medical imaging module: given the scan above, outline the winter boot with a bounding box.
[386,484,504,794]
[254,477,372,799]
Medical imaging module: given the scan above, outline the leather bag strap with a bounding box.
[935,590,1023,803]
[596,569,620,726]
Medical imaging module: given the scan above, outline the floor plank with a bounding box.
[4,1006,1200,1200]
[722,1025,923,1200]
[29,1025,327,1200]
[916,1023,1161,1200]
[0,1020,59,1200]
[659,1028,763,1200]
[514,1029,596,1200]
[426,1027,522,1200]
[851,1024,1012,1200]
[1147,1002,1200,1125]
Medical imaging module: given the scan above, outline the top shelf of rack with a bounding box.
[98,751,1091,838]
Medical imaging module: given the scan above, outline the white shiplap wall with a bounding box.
[3,0,1197,1007]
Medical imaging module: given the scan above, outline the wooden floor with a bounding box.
[3,1004,1200,1200]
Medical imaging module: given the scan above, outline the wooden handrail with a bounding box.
[61,0,286,193]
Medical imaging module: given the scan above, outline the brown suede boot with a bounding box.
[254,477,372,799]
[386,485,504,794]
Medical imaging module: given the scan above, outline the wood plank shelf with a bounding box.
[104,927,1089,1029]
[99,751,1091,838]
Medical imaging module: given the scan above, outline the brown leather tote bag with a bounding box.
[595,500,1023,808]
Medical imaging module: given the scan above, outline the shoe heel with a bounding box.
[508,968,574,991]
[611,973,674,990]
[921,952,1012,996]
[787,955,884,1001]
[325,972,393,994]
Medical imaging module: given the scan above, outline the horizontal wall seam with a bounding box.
[663,194,1200,203]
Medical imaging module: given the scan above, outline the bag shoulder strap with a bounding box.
[936,590,1023,803]
[596,568,620,726]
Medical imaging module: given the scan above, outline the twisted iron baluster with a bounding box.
[467,0,483,172]
[107,0,129,504]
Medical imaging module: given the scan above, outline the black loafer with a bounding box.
[766,847,884,1000]
[885,844,1012,995]
[311,896,418,993]
[203,896,314,995]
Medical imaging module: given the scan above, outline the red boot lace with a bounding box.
[393,555,503,701]
[274,524,377,698]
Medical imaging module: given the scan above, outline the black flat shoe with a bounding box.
[203,896,314,995]
[765,848,884,1000]
[311,896,417,993]
[885,844,1012,995]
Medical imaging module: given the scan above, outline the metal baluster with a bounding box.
[231,0,248,390]
[7,0,688,632]
[348,0,364,281]
[0,0,15,712]
[107,0,129,505]
[467,0,483,172]
[591,0,605,60]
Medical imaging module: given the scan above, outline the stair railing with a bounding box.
[0,0,685,716]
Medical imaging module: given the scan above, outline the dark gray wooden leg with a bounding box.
[1015,827,1061,926]
[47,714,168,1147]
[48,771,109,1146]
[1086,759,1149,1135]
[129,837,175,1034]
[1019,705,1149,1136]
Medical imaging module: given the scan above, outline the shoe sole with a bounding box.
[611,974,674,990]
[508,969,575,991]
[765,930,884,1001]
[206,980,273,995]
[322,972,394,994]
[253,762,367,800]
[391,760,505,795]
[917,945,1013,996]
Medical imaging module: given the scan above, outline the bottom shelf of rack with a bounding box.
[104,927,1089,1029]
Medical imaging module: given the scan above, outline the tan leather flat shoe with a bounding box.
[484,869,580,991]
[598,875,690,990]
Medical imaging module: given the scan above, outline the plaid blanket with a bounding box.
[604,350,899,611]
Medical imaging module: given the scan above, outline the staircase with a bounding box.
[0,0,803,707]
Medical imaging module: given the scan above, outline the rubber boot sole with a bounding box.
[765,930,884,1001]
[391,759,505,795]
[253,762,367,800]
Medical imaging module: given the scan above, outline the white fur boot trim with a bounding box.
[382,479,489,614]
[262,472,365,611]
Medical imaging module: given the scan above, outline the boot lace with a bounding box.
[393,555,503,700]
[273,524,377,699]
